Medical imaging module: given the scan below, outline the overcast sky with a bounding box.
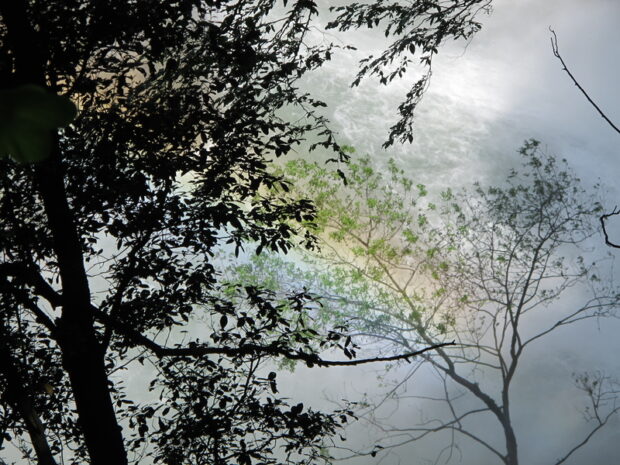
[278,2,620,464]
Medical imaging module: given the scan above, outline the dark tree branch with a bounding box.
[0,263,62,308]
[550,28,620,248]
[89,300,455,366]
[554,374,620,465]
[0,264,58,333]
[600,208,620,249]
[0,261,454,366]
[550,28,620,135]
[144,340,455,367]
[553,409,618,465]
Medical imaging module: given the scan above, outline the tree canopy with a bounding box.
[242,141,620,464]
[0,1,491,464]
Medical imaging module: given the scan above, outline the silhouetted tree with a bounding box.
[0,1,485,464]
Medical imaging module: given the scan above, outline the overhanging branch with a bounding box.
[0,262,454,366]
[150,340,454,366]
[90,301,455,366]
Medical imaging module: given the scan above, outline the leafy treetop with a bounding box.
[0,1,474,464]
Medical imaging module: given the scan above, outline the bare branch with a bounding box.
[555,373,620,465]
[550,29,620,248]
[600,207,620,249]
[550,28,620,135]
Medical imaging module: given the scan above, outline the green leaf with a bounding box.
[0,85,77,163]
[10,85,77,128]
[0,119,52,163]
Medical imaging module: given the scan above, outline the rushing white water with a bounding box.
[298,0,620,194]
[276,1,620,464]
[7,2,619,464]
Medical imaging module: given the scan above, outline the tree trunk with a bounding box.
[501,392,518,465]
[504,425,518,465]
[0,2,129,463]
[35,155,129,465]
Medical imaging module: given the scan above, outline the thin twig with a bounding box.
[550,28,620,135]
[550,28,620,248]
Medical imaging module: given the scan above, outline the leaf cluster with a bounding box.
[0,1,352,462]
[327,0,492,146]
[0,1,503,462]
